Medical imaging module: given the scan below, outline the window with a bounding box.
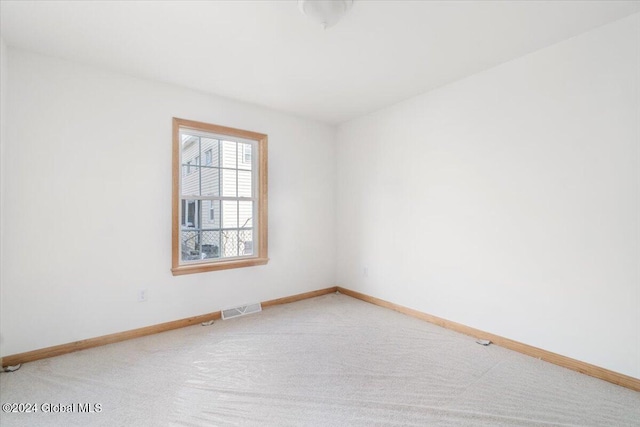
[172,118,268,275]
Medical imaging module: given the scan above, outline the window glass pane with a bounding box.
[221,140,236,169]
[222,169,237,197]
[202,200,220,229]
[200,230,220,260]
[222,200,238,228]
[238,143,252,170]
[181,229,221,261]
[181,229,200,262]
[201,138,219,166]
[222,230,239,258]
[181,135,200,159]
[201,167,220,196]
[239,200,253,229]
[240,229,253,256]
[181,134,200,196]
[238,170,252,197]
[181,199,200,228]
[181,167,199,196]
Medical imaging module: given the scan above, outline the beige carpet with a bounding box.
[1,292,639,426]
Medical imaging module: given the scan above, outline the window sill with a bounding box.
[171,257,269,276]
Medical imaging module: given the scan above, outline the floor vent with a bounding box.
[221,303,262,320]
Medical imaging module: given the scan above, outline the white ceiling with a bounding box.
[1,1,639,125]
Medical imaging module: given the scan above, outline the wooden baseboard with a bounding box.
[0,286,337,368]
[262,287,337,308]
[336,286,640,392]
[5,285,637,393]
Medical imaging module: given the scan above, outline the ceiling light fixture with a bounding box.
[298,0,353,30]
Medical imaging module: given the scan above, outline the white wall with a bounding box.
[337,14,640,378]
[0,49,336,356]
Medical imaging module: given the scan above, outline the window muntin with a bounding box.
[172,118,268,275]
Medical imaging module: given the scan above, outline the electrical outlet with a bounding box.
[363,267,369,278]
[138,289,148,302]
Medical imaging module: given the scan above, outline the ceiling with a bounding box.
[1,1,639,125]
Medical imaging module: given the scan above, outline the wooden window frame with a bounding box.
[172,118,268,275]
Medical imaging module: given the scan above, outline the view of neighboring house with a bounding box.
[180,133,254,261]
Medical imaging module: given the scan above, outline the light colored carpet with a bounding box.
[1,292,638,426]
